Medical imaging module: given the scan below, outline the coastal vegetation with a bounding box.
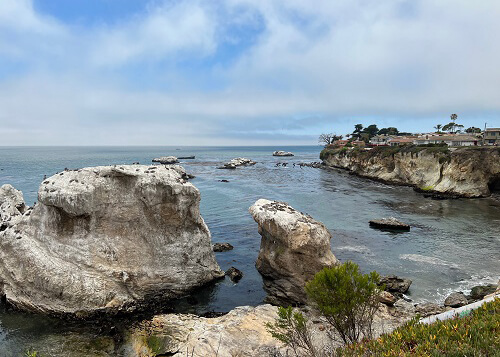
[320,144,451,161]
[305,262,381,345]
[267,262,382,355]
[338,297,499,356]
[268,261,499,356]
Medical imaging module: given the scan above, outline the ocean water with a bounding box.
[0,146,499,355]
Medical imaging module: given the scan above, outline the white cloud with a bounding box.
[89,1,217,66]
[1,0,500,145]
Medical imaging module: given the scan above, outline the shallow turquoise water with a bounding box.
[0,146,499,355]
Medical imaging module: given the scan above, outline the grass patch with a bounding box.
[337,297,500,356]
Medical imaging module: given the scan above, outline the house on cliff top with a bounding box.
[483,128,500,146]
[414,134,479,147]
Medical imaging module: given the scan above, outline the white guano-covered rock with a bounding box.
[0,184,27,231]
[272,151,294,157]
[249,199,338,305]
[0,165,223,316]
[152,156,179,164]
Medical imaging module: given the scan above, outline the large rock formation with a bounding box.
[321,146,500,197]
[0,165,223,316]
[249,199,338,305]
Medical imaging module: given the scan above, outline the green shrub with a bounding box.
[337,297,500,356]
[305,261,381,345]
[266,306,317,357]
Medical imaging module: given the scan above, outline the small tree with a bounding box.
[318,133,343,146]
[266,306,318,357]
[434,124,443,133]
[305,262,381,345]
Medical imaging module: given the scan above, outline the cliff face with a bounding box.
[321,146,500,198]
[0,165,223,317]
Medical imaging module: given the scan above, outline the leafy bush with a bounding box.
[266,306,317,357]
[337,297,500,356]
[319,148,337,161]
[305,262,381,345]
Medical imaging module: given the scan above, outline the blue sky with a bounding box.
[1,0,499,145]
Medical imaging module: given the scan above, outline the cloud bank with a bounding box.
[0,0,499,145]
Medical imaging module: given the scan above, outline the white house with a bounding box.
[413,134,479,146]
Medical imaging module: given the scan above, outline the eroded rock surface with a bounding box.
[0,184,27,231]
[379,275,412,294]
[0,165,223,316]
[321,147,500,197]
[123,300,416,357]
[249,199,338,305]
[444,292,468,308]
[123,305,284,357]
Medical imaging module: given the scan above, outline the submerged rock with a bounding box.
[226,267,243,283]
[272,151,294,157]
[249,199,338,305]
[444,292,468,308]
[217,158,256,169]
[152,156,179,164]
[213,242,234,252]
[0,165,223,317]
[369,218,410,231]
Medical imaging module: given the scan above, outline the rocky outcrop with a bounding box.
[249,199,338,305]
[0,165,223,317]
[152,156,178,164]
[378,291,397,306]
[379,275,412,294]
[123,301,416,357]
[273,151,294,157]
[415,303,445,317]
[0,184,28,231]
[123,304,284,357]
[444,292,468,308]
[217,158,256,169]
[321,146,500,197]
[469,284,498,301]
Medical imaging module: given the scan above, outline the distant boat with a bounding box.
[178,156,195,160]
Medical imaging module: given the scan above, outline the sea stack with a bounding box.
[249,199,338,305]
[0,165,223,317]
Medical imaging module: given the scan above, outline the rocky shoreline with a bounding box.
[320,146,500,198]
[1,163,498,356]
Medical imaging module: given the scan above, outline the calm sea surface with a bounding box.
[0,146,499,355]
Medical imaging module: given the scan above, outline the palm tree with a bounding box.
[434,124,443,133]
